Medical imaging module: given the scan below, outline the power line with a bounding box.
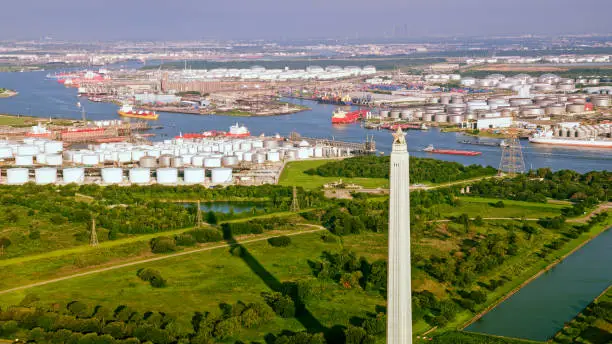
[498,128,526,175]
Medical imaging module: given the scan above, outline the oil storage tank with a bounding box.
[101,168,123,184]
[35,168,57,185]
[63,168,85,184]
[7,168,29,185]
[183,168,205,184]
[156,168,178,185]
[15,155,34,166]
[211,168,232,184]
[140,156,158,168]
[129,168,151,184]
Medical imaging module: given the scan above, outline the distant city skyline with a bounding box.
[1,0,611,41]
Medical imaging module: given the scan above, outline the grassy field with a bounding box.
[278,160,389,190]
[0,231,385,342]
[437,196,568,219]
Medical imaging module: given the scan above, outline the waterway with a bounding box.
[466,227,612,341]
[1,68,612,172]
[184,201,268,214]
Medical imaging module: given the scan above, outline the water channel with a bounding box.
[466,227,612,341]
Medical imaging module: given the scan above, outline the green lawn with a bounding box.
[436,196,568,219]
[278,160,389,190]
[0,231,385,342]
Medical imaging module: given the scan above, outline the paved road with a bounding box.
[0,226,326,296]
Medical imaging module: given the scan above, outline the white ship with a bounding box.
[529,130,612,148]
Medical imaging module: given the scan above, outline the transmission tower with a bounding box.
[290,186,300,212]
[498,128,526,175]
[90,217,99,247]
[196,200,203,227]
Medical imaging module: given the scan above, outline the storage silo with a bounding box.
[82,154,99,166]
[267,151,280,162]
[0,147,12,159]
[183,168,205,184]
[314,147,324,158]
[297,147,309,159]
[191,155,206,167]
[264,140,279,149]
[36,153,46,165]
[251,153,265,164]
[129,168,151,184]
[422,113,434,122]
[35,168,57,185]
[15,155,34,166]
[171,157,184,168]
[204,157,222,168]
[17,145,39,156]
[240,142,253,151]
[131,150,146,161]
[390,110,401,119]
[45,154,63,166]
[448,115,463,124]
[211,168,232,184]
[44,141,63,154]
[102,168,123,184]
[380,110,390,118]
[118,151,132,163]
[285,150,297,160]
[156,168,178,185]
[140,156,158,168]
[7,168,29,184]
[63,168,85,184]
[222,156,239,166]
[434,114,448,122]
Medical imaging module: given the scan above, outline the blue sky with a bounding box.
[1,0,610,40]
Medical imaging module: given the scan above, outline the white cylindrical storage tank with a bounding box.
[191,155,206,167]
[297,147,309,159]
[204,158,222,168]
[35,168,57,185]
[222,156,239,166]
[36,153,47,165]
[63,167,84,184]
[243,152,253,162]
[267,151,280,162]
[211,168,232,184]
[171,157,184,168]
[45,154,62,166]
[129,168,151,184]
[102,168,123,184]
[156,168,178,185]
[118,151,132,163]
[183,168,205,184]
[140,156,158,168]
[44,141,63,154]
[0,147,12,159]
[240,142,252,151]
[7,168,29,185]
[15,155,34,166]
[131,150,146,162]
[314,147,323,158]
[285,150,297,160]
[252,140,264,149]
[158,154,172,168]
[17,145,39,156]
[82,154,99,166]
[264,140,279,149]
[252,153,265,164]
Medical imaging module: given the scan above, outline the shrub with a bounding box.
[150,237,177,253]
[268,236,291,247]
[29,229,41,240]
[230,246,244,257]
[50,214,67,224]
[491,201,505,208]
[321,234,338,243]
[188,229,223,243]
[362,315,386,335]
[137,268,167,288]
[205,211,218,225]
[263,292,296,318]
[1,320,18,335]
[67,301,90,318]
[174,234,196,246]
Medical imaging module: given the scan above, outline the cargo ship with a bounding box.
[423,144,482,156]
[528,130,612,148]
[385,123,428,131]
[118,105,159,120]
[226,123,250,137]
[332,108,368,124]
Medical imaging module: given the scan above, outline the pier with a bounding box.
[289,131,377,155]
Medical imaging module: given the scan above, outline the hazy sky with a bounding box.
[1,0,610,40]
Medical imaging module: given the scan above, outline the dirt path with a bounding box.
[567,202,611,223]
[0,227,326,296]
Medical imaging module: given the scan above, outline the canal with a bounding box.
[466,227,612,341]
[1,68,612,172]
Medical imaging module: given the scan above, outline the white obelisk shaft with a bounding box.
[387,128,412,344]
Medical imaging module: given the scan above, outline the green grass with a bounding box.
[278,160,389,190]
[437,196,568,219]
[0,231,385,342]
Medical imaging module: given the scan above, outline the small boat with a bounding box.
[423,144,482,156]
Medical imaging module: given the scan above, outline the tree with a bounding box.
[29,229,41,240]
[206,211,218,225]
[68,301,90,318]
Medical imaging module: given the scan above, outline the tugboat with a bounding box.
[117,104,159,120]
[331,108,368,124]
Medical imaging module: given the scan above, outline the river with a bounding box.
[466,227,612,341]
[1,68,611,172]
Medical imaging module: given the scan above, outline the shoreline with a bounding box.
[460,218,612,331]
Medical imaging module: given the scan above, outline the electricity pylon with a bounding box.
[498,128,526,175]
